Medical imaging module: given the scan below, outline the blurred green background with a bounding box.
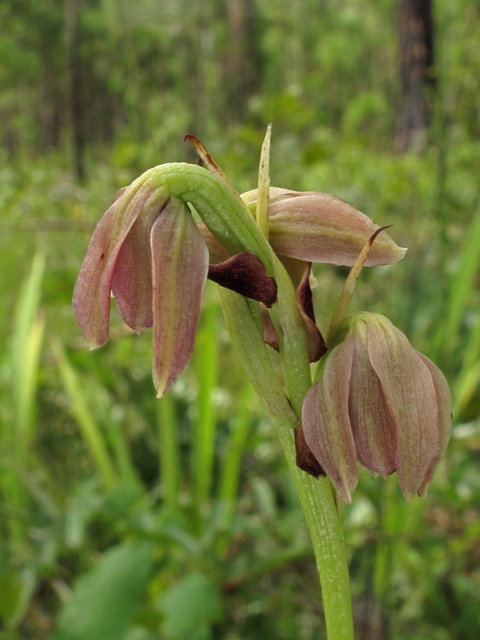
[0,0,479,638]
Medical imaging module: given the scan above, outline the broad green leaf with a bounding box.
[51,542,154,640]
[158,572,223,640]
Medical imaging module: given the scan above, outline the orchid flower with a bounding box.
[73,140,406,396]
[302,312,452,503]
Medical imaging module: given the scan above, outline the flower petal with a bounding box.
[366,317,439,500]
[243,188,406,267]
[72,183,169,348]
[207,252,278,307]
[302,334,358,503]
[416,353,452,497]
[279,256,326,362]
[151,196,209,397]
[111,192,170,331]
[349,319,397,477]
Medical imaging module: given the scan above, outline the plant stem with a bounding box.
[220,284,354,639]
[273,417,354,640]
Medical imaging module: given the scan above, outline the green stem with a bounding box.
[273,418,354,640]
[220,287,354,640]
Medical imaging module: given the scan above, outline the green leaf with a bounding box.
[50,542,154,640]
[158,572,223,640]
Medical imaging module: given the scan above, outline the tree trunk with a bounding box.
[66,0,86,182]
[225,0,260,121]
[395,0,435,153]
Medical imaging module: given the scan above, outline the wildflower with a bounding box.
[302,312,452,503]
[73,139,407,397]
[73,179,276,397]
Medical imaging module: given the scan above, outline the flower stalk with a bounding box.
[73,130,449,640]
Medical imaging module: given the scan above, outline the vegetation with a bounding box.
[0,0,479,638]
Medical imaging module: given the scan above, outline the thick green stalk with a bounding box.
[273,418,354,640]
[220,287,354,640]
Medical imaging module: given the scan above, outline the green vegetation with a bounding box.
[0,0,479,638]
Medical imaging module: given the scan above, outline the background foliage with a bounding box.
[0,0,479,638]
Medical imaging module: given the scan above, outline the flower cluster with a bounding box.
[73,140,450,501]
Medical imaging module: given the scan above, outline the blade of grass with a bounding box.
[453,312,480,416]
[217,384,251,529]
[193,288,219,508]
[432,198,480,358]
[1,254,45,545]
[53,339,117,489]
[12,253,45,442]
[156,392,180,510]
[104,419,142,491]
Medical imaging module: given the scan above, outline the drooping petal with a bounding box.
[302,334,358,503]
[416,353,452,497]
[151,196,209,397]
[279,256,326,362]
[349,318,397,477]
[366,317,439,500]
[243,188,406,267]
[207,252,278,307]
[111,192,170,331]
[72,183,169,348]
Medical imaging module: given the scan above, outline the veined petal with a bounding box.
[367,317,439,500]
[279,256,326,362]
[349,319,396,477]
[72,183,169,349]
[111,191,170,331]
[242,187,307,207]
[151,196,209,397]
[416,353,452,497]
[243,188,406,267]
[207,252,277,307]
[302,334,358,503]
